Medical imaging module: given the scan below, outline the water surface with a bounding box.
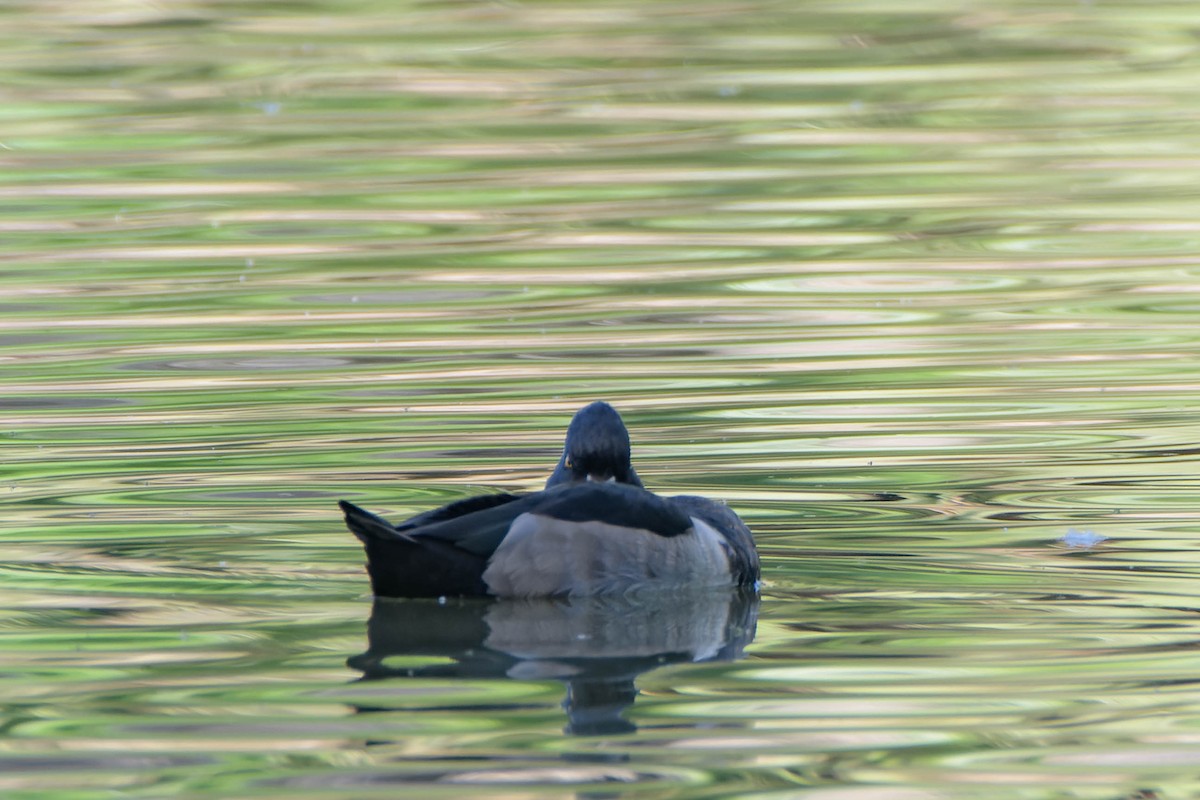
[6,1,1200,797]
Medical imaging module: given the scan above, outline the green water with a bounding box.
[6,0,1200,797]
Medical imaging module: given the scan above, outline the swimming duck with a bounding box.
[339,402,758,598]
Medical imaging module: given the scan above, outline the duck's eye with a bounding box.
[564,456,573,469]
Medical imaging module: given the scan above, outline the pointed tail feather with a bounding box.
[340,499,490,597]
[339,500,414,545]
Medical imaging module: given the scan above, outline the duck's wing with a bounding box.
[338,492,525,544]
[394,492,525,532]
[530,481,689,534]
[341,493,536,551]
[405,483,691,563]
[406,492,554,557]
[668,495,759,587]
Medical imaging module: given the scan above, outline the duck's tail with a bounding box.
[339,500,413,545]
[340,499,490,597]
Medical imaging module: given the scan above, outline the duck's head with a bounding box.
[546,401,643,488]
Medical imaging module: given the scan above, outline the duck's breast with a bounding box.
[482,513,732,597]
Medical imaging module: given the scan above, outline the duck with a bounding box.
[339,401,758,598]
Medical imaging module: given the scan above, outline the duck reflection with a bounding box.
[347,589,758,735]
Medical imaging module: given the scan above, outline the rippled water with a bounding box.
[7,0,1200,797]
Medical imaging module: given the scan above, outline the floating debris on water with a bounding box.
[1060,528,1107,549]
